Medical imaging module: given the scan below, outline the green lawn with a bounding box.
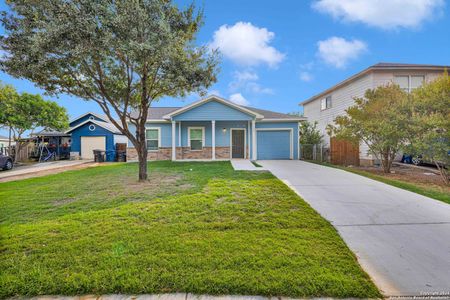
[0,161,380,298]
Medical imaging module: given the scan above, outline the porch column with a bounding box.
[171,120,176,161]
[252,120,257,160]
[211,120,216,160]
[178,121,181,147]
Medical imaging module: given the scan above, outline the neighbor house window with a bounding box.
[146,128,160,151]
[188,127,204,150]
[394,75,425,92]
[321,96,332,110]
[410,75,425,90]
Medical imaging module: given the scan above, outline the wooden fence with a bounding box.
[330,137,360,166]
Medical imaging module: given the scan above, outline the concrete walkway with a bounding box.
[231,160,265,171]
[15,294,380,300]
[259,160,450,298]
[0,160,96,182]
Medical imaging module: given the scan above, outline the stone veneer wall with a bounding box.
[126,146,244,160]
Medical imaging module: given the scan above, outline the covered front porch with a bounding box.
[170,120,256,161]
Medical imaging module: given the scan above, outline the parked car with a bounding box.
[0,154,13,170]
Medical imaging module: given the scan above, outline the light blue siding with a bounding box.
[172,100,254,121]
[257,130,291,160]
[127,119,299,161]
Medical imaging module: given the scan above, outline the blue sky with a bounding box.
[1,0,449,136]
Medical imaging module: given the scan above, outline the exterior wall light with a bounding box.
[222,128,227,133]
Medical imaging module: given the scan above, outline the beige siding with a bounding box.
[303,73,373,159]
[303,69,446,161]
[372,70,443,87]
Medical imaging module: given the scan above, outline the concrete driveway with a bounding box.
[259,160,450,297]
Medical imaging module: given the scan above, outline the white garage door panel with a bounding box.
[81,136,106,159]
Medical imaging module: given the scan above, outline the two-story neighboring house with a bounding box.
[300,62,449,165]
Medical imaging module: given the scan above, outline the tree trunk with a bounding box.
[8,126,12,157]
[381,152,391,173]
[137,144,148,181]
[136,118,148,181]
[434,160,449,185]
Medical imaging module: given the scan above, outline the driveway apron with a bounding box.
[260,160,450,297]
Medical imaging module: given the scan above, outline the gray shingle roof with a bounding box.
[372,62,450,69]
[300,62,450,105]
[143,105,301,121]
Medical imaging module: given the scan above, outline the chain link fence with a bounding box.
[299,144,330,163]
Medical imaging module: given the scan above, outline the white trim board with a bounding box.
[66,119,121,134]
[70,112,110,124]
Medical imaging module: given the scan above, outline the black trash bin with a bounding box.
[93,149,105,162]
[116,150,127,162]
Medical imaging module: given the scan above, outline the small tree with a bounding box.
[408,73,450,184]
[299,121,323,145]
[1,0,219,181]
[0,82,18,154]
[0,84,69,162]
[327,84,410,173]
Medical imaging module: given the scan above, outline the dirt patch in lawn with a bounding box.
[110,172,194,200]
[353,163,449,194]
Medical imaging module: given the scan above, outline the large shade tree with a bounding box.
[1,0,219,180]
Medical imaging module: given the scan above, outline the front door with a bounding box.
[231,129,245,159]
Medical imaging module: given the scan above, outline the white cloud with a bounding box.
[300,71,313,82]
[234,70,259,82]
[246,82,274,95]
[210,22,285,67]
[229,93,249,106]
[228,70,274,95]
[317,37,367,68]
[312,0,444,30]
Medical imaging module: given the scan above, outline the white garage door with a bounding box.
[81,136,106,159]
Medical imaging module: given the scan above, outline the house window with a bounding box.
[188,127,204,150]
[411,75,425,90]
[146,128,160,151]
[321,96,332,110]
[394,75,425,92]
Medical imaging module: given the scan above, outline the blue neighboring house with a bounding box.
[127,95,305,161]
[66,112,127,161]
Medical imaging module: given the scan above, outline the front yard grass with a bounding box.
[0,161,380,298]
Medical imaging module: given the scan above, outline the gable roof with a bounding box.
[66,119,122,134]
[163,95,265,119]
[300,62,450,105]
[138,96,304,122]
[69,112,109,124]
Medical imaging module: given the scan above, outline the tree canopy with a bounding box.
[1,0,219,180]
[327,84,410,173]
[0,82,69,161]
[408,72,450,183]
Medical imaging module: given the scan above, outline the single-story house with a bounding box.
[66,112,127,161]
[127,95,305,161]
